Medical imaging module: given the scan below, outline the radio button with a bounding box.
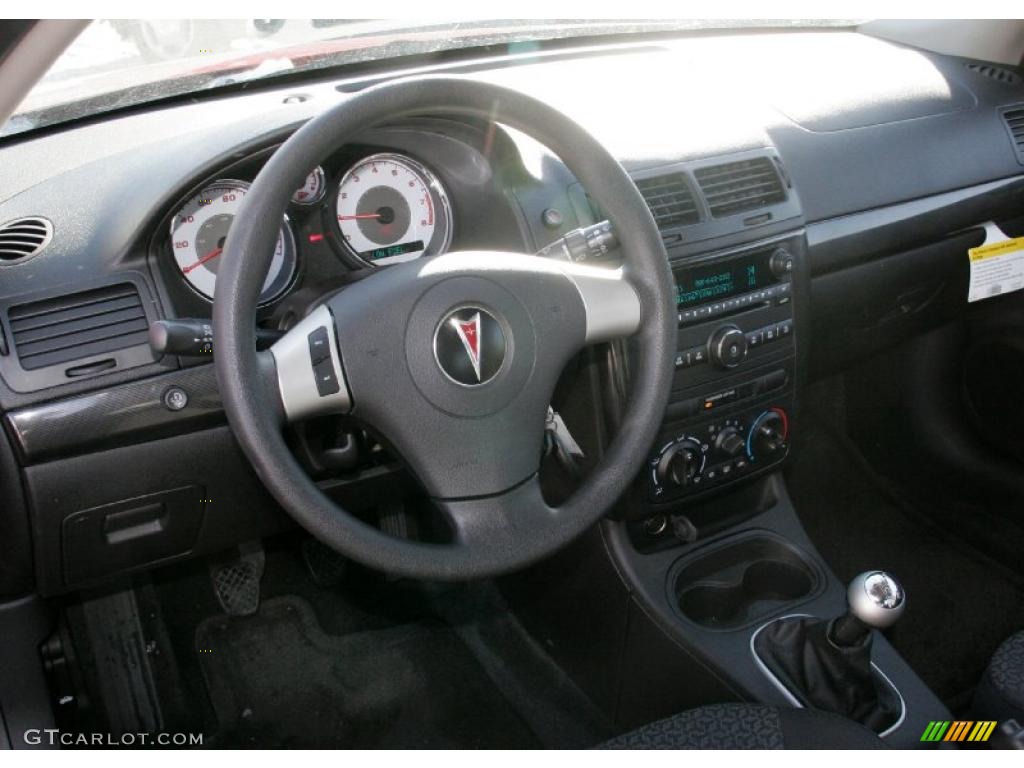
[746,329,764,348]
[764,325,778,343]
[692,347,707,365]
[778,319,793,338]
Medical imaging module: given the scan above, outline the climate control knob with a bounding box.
[657,441,702,488]
[750,409,788,462]
[708,325,747,370]
[715,427,746,458]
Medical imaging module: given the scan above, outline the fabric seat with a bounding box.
[973,630,1024,723]
[600,703,887,749]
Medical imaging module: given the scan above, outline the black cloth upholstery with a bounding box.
[600,703,887,749]
[973,630,1024,723]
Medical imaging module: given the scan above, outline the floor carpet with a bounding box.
[195,595,540,748]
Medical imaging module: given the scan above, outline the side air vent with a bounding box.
[0,216,52,261]
[965,62,1021,86]
[1000,105,1024,164]
[635,173,701,230]
[695,157,787,218]
[8,283,149,370]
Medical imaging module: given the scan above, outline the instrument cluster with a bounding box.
[166,150,455,307]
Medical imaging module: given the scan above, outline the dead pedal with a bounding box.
[209,542,265,616]
[301,537,346,587]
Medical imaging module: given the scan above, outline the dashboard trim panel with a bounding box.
[5,363,224,464]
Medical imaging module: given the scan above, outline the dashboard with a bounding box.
[1,29,1024,595]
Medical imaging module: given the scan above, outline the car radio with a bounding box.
[644,234,800,504]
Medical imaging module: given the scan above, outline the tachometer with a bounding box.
[170,179,296,303]
[334,152,452,266]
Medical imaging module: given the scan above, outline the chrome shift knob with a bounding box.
[847,571,905,629]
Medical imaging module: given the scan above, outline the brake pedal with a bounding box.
[209,542,265,616]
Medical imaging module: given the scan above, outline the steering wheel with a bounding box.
[213,77,675,580]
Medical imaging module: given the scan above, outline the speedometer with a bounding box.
[334,153,452,266]
[170,179,296,304]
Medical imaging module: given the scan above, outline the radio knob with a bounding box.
[657,442,701,488]
[715,427,746,458]
[770,247,795,278]
[709,325,747,369]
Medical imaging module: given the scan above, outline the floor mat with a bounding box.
[786,418,1024,711]
[195,595,540,748]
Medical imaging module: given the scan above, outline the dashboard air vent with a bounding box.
[634,173,700,230]
[0,216,52,261]
[1000,105,1024,164]
[965,62,1021,85]
[8,283,149,370]
[695,157,787,218]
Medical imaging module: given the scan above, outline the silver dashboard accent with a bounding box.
[749,613,907,740]
[269,304,351,422]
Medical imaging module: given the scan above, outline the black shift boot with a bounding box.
[753,570,907,734]
[754,615,902,733]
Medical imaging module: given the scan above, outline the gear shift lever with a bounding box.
[830,571,906,647]
[753,569,905,734]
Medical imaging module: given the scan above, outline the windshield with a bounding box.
[6,18,855,138]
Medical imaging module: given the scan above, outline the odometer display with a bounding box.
[360,240,425,263]
[170,179,296,304]
[334,153,452,267]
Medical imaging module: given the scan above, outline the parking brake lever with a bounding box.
[148,318,283,358]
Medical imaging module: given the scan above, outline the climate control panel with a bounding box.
[649,406,789,502]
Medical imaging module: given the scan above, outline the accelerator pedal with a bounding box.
[209,541,265,616]
[301,537,347,588]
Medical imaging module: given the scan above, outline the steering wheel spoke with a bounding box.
[268,304,352,423]
[558,261,643,346]
[435,474,554,552]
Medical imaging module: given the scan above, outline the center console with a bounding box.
[597,160,950,747]
[628,233,801,539]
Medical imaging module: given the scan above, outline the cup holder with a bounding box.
[673,534,819,630]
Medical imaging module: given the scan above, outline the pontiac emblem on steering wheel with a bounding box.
[434,307,506,386]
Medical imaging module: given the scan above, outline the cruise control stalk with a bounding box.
[149,318,283,358]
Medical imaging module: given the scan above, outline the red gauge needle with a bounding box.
[337,213,382,220]
[182,247,222,275]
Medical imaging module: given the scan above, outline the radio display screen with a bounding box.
[674,254,774,308]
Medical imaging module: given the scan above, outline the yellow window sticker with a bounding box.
[968,223,1024,303]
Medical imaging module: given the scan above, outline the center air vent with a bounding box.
[8,283,149,371]
[0,216,52,261]
[635,173,700,230]
[695,157,787,218]
[1001,105,1024,164]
